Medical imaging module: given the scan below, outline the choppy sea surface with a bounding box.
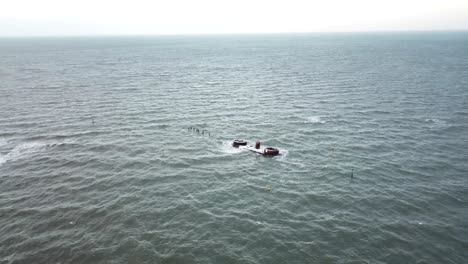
[1,33,468,264]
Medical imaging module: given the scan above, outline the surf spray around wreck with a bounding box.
[232,139,281,156]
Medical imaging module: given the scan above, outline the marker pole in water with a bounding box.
[351,168,354,178]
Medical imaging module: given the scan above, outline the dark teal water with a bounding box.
[1,33,468,263]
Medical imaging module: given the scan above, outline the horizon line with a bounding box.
[1,29,468,38]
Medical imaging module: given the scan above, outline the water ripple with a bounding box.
[1,34,468,264]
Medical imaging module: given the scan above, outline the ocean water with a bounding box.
[0,32,467,263]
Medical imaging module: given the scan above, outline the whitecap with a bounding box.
[0,142,49,166]
[424,118,446,127]
[304,116,325,124]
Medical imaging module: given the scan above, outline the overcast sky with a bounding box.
[1,0,468,36]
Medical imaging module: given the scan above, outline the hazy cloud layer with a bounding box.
[1,0,468,36]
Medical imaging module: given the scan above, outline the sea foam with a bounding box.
[0,142,48,166]
[304,116,326,124]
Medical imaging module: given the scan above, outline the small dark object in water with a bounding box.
[255,141,261,149]
[351,168,354,178]
[232,139,248,147]
[263,147,280,156]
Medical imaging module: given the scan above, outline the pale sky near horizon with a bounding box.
[1,0,468,36]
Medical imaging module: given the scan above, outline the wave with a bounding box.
[424,118,448,129]
[304,116,326,124]
[0,142,50,166]
[27,131,106,141]
[0,138,7,147]
[424,118,444,124]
